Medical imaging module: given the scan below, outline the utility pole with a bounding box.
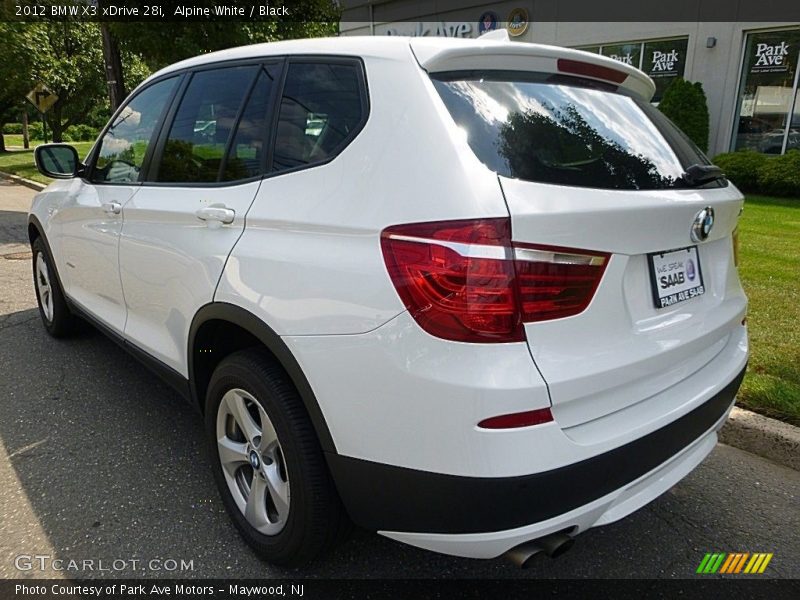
[22,110,29,149]
[100,22,126,111]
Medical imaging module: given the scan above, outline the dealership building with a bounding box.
[340,2,800,157]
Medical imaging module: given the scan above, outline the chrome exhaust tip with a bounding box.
[504,532,575,568]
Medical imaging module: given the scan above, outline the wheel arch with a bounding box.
[189,302,337,454]
[27,215,69,296]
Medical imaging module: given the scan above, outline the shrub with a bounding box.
[2,123,23,134]
[714,149,800,197]
[758,150,800,197]
[713,150,768,192]
[63,124,98,142]
[27,122,43,140]
[658,78,710,153]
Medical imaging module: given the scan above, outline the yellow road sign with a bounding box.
[25,83,59,114]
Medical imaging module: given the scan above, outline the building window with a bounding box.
[643,39,689,102]
[575,37,688,102]
[733,28,800,154]
[601,43,642,68]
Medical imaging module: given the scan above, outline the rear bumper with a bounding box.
[327,366,744,553]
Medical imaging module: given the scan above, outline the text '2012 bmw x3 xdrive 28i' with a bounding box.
[29,33,747,567]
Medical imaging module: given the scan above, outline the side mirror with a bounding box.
[34,144,82,179]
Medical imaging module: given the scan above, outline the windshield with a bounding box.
[432,73,717,191]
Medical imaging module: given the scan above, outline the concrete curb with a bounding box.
[0,170,46,192]
[720,407,800,471]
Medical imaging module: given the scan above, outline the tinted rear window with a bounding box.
[432,74,715,190]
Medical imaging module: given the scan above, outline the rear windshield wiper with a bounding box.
[679,163,725,187]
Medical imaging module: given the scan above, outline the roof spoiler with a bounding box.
[410,38,656,101]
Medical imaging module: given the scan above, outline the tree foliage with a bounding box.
[1,2,339,148]
[0,23,36,151]
[109,1,339,72]
[26,21,107,142]
[658,78,710,153]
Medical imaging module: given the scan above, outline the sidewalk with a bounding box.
[0,179,34,257]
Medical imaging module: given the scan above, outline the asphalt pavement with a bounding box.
[0,181,798,580]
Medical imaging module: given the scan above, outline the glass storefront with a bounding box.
[577,38,688,102]
[733,28,800,154]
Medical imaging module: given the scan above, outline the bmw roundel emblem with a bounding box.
[691,207,715,242]
[248,450,261,470]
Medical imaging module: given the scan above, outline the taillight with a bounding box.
[514,244,609,322]
[381,218,523,343]
[381,218,609,343]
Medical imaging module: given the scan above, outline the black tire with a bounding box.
[205,349,350,566]
[31,236,78,338]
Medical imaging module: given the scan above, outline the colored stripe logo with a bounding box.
[696,552,773,574]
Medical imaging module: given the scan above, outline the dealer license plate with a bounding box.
[647,246,705,309]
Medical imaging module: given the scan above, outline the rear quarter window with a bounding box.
[271,60,367,173]
[432,74,716,191]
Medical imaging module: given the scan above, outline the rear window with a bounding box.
[432,73,716,191]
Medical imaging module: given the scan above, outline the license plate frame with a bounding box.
[647,246,705,309]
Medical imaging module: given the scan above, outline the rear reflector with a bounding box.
[478,407,554,429]
[557,58,627,84]
[381,218,609,343]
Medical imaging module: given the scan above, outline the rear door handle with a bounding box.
[102,201,122,215]
[196,205,235,226]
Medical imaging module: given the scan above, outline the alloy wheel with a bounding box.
[216,388,290,535]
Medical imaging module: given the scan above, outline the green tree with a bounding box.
[0,23,35,152]
[25,22,107,143]
[109,1,339,72]
[658,78,710,153]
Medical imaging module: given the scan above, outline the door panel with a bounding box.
[118,64,279,374]
[55,180,133,332]
[118,181,261,373]
[58,76,180,333]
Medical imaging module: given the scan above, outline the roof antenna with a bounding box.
[478,29,510,42]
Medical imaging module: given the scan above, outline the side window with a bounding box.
[221,64,280,182]
[155,66,258,183]
[272,61,365,172]
[91,77,177,184]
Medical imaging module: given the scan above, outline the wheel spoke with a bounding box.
[225,391,261,443]
[257,405,278,451]
[37,258,48,285]
[264,462,290,519]
[244,473,269,529]
[217,436,249,476]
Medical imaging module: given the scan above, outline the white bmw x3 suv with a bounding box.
[29,34,748,567]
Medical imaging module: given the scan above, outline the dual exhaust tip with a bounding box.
[504,531,575,569]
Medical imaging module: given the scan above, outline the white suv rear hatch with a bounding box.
[420,41,747,437]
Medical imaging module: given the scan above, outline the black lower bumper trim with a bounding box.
[327,366,745,534]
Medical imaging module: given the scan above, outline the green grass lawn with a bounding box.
[736,196,800,424]
[0,142,94,184]
[1,143,798,422]
[3,134,27,147]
